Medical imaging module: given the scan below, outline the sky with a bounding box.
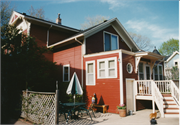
[10,0,179,52]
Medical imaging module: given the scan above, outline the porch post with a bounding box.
[119,50,124,104]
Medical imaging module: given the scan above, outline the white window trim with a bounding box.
[127,63,133,74]
[97,57,117,79]
[103,31,119,51]
[86,60,96,86]
[63,64,70,82]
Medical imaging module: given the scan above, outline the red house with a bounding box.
[9,11,179,117]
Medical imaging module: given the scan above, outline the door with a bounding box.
[126,79,135,114]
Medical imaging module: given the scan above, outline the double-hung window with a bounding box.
[104,32,118,51]
[86,61,95,85]
[97,57,117,78]
[63,64,70,82]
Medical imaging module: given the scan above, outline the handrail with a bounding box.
[151,80,164,118]
[170,80,179,105]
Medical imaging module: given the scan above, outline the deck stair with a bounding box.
[162,94,179,118]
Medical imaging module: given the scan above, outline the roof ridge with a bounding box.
[16,11,81,32]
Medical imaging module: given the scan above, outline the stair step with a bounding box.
[163,101,177,104]
[164,108,179,113]
[164,112,179,114]
[163,104,179,108]
[162,94,172,97]
[163,99,174,101]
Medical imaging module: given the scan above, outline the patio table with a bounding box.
[59,102,94,124]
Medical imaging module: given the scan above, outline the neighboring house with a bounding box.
[164,51,179,80]
[9,11,179,117]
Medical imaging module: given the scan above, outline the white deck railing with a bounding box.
[170,80,179,105]
[154,80,171,93]
[136,80,152,95]
[152,80,164,117]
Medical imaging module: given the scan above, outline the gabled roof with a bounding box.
[48,18,140,52]
[165,51,179,62]
[9,11,81,33]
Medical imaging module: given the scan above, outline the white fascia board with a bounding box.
[84,49,120,58]
[165,51,179,62]
[83,18,117,38]
[115,19,140,51]
[47,33,84,48]
[112,25,132,51]
[9,11,24,25]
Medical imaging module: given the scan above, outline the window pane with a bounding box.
[109,69,115,77]
[109,60,115,68]
[64,74,68,81]
[139,74,144,80]
[111,35,118,50]
[154,66,158,74]
[99,61,105,69]
[88,63,93,73]
[64,67,68,73]
[146,67,150,80]
[99,70,105,77]
[88,74,93,85]
[159,66,162,75]
[139,63,143,73]
[155,75,158,80]
[105,33,111,51]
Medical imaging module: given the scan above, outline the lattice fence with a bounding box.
[21,90,56,125]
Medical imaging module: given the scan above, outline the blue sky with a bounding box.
[10,0,179,51]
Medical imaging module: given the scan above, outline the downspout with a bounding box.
[119,50,124,104]
[47,25,52,47]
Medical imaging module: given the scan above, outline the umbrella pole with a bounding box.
[73,94,75,104]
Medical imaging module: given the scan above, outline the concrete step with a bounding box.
[163,101,177,104]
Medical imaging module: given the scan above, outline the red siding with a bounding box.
[53,45,82,83]
[30,24,53,62]
[83,53,120,113]
[86,26,130,54]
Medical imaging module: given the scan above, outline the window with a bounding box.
[138,63,144,80]
[127,63,133,74]
[63,64,70,82]
[153,64,163,80]
[86,61,95,85]
[97,57,117,78]
[104,32,118,51]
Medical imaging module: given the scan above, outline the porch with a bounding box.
[131,80,179,118]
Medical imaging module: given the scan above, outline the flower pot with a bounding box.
[118,109,126,117]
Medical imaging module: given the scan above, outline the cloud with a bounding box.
[125,20,179,48]
[100,0,127,10]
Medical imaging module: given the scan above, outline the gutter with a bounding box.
[47,33,83,48]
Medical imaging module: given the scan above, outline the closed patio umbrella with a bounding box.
[66,72,83,103]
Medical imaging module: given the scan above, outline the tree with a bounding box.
[81,15,109,30]
[129,32,153,51]
[1,1,15,29]
[27,5,45,19]
[158,38,179,56]
[1,24,57,123]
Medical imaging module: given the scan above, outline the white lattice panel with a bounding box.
[21,90,56,125]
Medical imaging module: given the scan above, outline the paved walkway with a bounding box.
[13,109,179,125]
